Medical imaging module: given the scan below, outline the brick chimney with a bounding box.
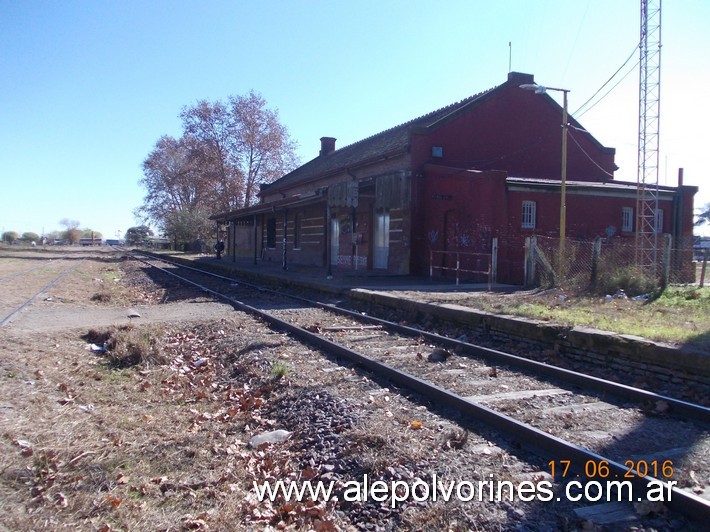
[507,71,534,85]
[320,137,336,157]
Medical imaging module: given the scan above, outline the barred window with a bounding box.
[621,207,633,232]
[521,201,536,229]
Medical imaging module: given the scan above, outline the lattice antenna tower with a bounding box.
[636,0,662,274]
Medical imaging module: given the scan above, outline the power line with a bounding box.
[575,59,639,120]
[568,128,615,178]
[573,43,640,117]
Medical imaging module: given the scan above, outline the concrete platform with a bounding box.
[180,254,518,295]
[149,252,710,386]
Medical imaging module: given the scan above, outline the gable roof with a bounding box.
[259,75,525,196]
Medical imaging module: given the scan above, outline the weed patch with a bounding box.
[84,324,167,368]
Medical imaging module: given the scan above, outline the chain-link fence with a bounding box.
[525,234,697,294]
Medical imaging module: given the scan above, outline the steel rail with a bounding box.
[0,260,84,328]
[134,251,710,423]
[0,260,59,283]
[131,252,710,521]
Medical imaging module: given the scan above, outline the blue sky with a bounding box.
[1,0,708,239]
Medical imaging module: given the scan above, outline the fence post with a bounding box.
[524,238,530,287]
[700,250,707,288]
[590,237,602,287]
[662,234,672,288]
[491,237,498,284]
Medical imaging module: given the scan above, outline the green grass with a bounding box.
[492,286,710,350]
[270,361,289,381]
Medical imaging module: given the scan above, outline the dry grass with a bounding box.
[0,318,290,530]
[84,324,168,368]
[411,285,710,350]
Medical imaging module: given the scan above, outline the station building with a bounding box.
[211,72,697,285]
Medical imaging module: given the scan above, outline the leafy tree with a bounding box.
[45,231,60,243]
[125,225,153,246]
[81,229,102,239]
[164,207,213,248]
[695,203,710,226]
[22,232,40,243]
[2,231,19,244]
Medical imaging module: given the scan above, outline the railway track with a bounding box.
[0,258,83,327]
[126,250,710,523]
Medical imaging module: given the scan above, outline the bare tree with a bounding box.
[230,91,299,207]
[59,219,80,230]
[138,91,300,243]
[58,219,81,244]
[180,101,244,213]
[137,134,221,240]
[180,91,298,209]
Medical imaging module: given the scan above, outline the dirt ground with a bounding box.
[3,249,547,530]
[0,248,704,530]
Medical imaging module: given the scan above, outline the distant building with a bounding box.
[78,237,103,246]
[148,237,171,250]
[211,72,697,284]
[694,236,710,260]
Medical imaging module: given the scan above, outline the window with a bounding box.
[654,208,664,234]
[266,218,276,248]
[621,207,633,232]
[293,214,301,249]
[521,201,536,229]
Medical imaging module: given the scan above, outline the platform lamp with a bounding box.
[520,83,570,280]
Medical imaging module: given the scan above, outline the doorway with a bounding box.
[373,210,390,269]
[330,217,340,266]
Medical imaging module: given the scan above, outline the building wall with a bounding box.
[411,167,522,282]
[259,204,326,267]
[410,162,695,284]
[223,78,697,284]
[410,83,616,181]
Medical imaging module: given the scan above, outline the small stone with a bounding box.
[428,348,452,363]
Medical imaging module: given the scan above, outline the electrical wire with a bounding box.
[573,43,640,117]
[568,128,614,177]
[575,59,639,120]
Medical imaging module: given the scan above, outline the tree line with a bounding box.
[135,91,299,248]
[1,219,102,245]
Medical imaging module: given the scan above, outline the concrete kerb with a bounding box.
[139,251,709,385]
[349,289,710,385]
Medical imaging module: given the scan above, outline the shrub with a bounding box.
[84,325,166,368]
[595,265,658,296]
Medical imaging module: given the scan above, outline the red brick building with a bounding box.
[212,72,697,285]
